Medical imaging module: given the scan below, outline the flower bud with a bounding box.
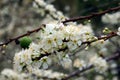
[19,36,32,49]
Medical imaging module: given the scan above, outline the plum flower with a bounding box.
[39,56,52,69]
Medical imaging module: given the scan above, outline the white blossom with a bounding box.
[117,27,120,36]
[14,49,32,72]
[73,59,86,69]
[90,55,108,73]
[102,12,120,24]
[34,0,46,7]
[0,69,67,80]
[45,5,56,12]
[60,54,72,69]
[39,56,52,69]
[95,75,104,80]
[1,69,19,80]
[34,0,65,20]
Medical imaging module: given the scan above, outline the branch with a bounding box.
[62,6,120,24]
[79,0,119,14]
[62,50,120,80]
[0,6,119,47]
[82,32,117,45]
[0,24,45,46]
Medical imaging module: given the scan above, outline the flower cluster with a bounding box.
[0,69,27,80]
[117,27,120,36]
[90,55,108,73]
[72,38,110,72]
[102,11,120,24]
[31,69,67,79]
[14,23,94,73]
[33,0,64,20]
[0,68,67,80]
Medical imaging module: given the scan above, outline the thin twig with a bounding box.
[0,24,45,46]
[62,6,120,23]
[82,32,117,45]
[69,32,117,57]
[79,0,119,14]
[62,50,120,80]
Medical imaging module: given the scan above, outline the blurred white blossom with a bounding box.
[90,55,108,73]
[73,59,86,70]
[95,75,104,80]
[34,0,65,20]
[60,54,72,69]
[0,68,67,80]
[102,12,120,24]
[117,27,120,36]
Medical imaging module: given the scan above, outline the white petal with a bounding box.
[77,40,82,46]
[43,63,48,69]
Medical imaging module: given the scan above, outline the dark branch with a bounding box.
[82,32,117,45]
[62,6,120,24]
[62,50,120,80]
[0,24,45,46]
